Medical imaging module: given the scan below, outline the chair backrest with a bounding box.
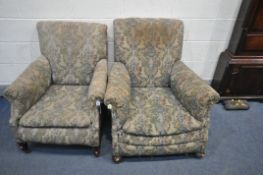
[114,18,183,87]
[37,21,107,85]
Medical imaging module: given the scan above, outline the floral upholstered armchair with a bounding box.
[104,18,220,163]
[4,21,108,156]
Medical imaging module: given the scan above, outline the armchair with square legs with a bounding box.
[104,18,220,163]
[4,21,108,157]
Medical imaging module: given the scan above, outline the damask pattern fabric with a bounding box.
[37,21,107,85]
[17,127,99,146]
[123,88,202,136]
[114,18,183,87]
[6,21,107,148]
[4,56,51,127]
[88,59,108,102]
[170,61,220,121]
[118,141,204,156]
[19,85,97,128]
[120,128,206,146]
[104,62,131,107]
[108,18,219,157]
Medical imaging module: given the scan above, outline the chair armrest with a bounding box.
[170,61,220,120]
[104,62,131,108]
[88,59,108,103]
[4,56,51,126]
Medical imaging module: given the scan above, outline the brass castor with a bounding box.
[112,155,122,163]
[195,152,205,158]
[93,147,100,157]
[17,142,30,153]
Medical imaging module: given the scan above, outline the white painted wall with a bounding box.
[0,0,242,85]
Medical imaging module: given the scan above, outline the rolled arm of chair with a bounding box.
[170,61,220,120]
[88,59,108,103]
[104,62,131,108]
[4,56,51,126]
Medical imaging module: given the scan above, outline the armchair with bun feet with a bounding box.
[105,18,220,163]
[4,21,108,157]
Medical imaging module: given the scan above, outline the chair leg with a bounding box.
[92,146,100,157]
[112,155,122,164]
[195,152,205,158]
[17,142,30,153]
[92,100,104,158]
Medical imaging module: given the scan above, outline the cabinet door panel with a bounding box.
[252,0,263,31]
[243,34,263,52]
[231,65,263,96]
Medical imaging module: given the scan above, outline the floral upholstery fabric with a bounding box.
[17,127,99,146]
[171,61,220,121]
[37,21,107,85]
[5,21,107,147]
[104,62,131,108]
[120,128,206,146]
[118,141,204,156]
[106,18,219,157]
[88,59,107,102]
[114,18,183,87]
[122,88,202,136]
[19,85,96,128]
[4,56,51,127]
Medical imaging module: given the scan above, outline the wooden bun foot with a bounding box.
[17,142,30,153]
[93,147,100,157]
[112,155,122,163]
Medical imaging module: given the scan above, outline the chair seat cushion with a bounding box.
[19,85,97,128]
[122,88,202,136]
[120,129,205,146]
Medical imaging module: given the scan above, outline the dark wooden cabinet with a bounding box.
[212,0,263,101]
